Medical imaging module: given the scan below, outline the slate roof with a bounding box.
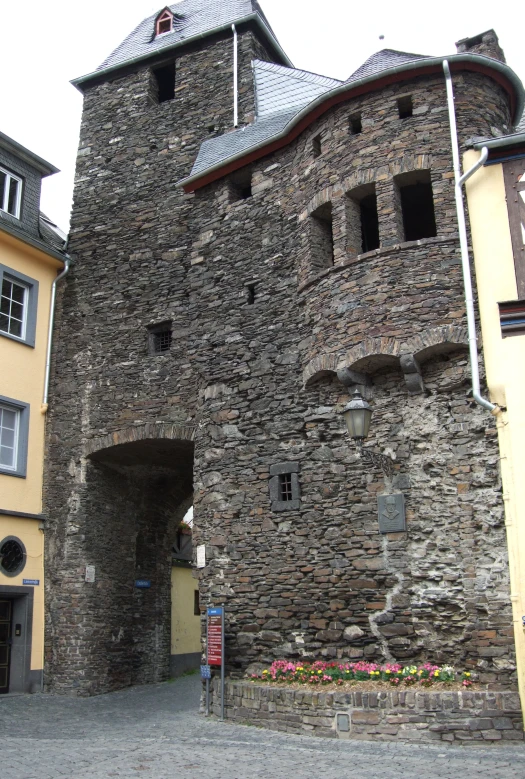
[345,49,428,83]
[96,0,285,74]
[254,60,341,118]
[39,213,68,253]
[185,47,524,187]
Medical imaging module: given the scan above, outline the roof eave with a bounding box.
[71,13,293,93]
[473,132,525,151]
[179,53,524,193]
[0,131,59,177]
[0,219,69,265]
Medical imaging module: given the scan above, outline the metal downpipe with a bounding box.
[42,258,70,411]
[232,24,238,128]
[443,59,497,414]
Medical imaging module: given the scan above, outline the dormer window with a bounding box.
[0,167,22,219]
[156,9,173,36]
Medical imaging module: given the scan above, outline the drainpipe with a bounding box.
[41,257,70,413]
[443,60,498,414]
[232,24,238,128]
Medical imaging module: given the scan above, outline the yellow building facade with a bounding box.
[0,131,67,694]
[465,130,525,715]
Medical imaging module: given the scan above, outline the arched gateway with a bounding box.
[44,425,194,695]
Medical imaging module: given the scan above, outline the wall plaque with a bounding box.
[378,494,406,533]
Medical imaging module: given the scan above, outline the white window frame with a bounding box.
[0,265,38,347]
[0,396,29,478]
[0,166,23,219]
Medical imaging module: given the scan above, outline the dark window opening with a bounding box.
[397,95,413,119]
[312,134,322,158]
[346,183,379,256]
[360,193,380,252]
[395,170,437,241]
[229,169,252,202]
[152,62,175,103]
[278,473,293,502]
[246,284,256,305]
[148,322,173,355]
[194,589,200,615]
[310,202,334,268]
[349,113,362,135]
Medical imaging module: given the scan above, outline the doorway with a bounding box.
[0,598,12,694]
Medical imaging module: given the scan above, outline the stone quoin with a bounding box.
[43,2,523,696]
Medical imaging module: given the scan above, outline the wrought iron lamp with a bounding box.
[341,388,394,475]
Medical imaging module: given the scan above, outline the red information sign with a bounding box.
[207,613,223,666]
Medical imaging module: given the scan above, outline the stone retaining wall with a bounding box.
[211,680,524,744]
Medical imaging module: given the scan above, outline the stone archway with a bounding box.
[45,425,195,696]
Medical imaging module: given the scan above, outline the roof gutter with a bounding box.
[179,53,524,192]
[71,13,292,92]
[473,131,525,151]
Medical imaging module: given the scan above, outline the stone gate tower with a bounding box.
[45,3,524,695]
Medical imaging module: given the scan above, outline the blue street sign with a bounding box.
[207,607,223,616]
[135,580,151,589]
[201,665,211,680]
[23,579,40,586]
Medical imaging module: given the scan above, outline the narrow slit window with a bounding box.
[310,203,334,268]
[349,113,362,135]
[148,322,173,355]
[194,589,200,616]
[246,284,256,305]
[312,134,322,158]
[152,62,175,103]
[395,170,437,241]
[397,95,413,119]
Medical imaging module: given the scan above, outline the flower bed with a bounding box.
[251,660,474,690]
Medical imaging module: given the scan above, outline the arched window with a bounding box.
[156,9,173,36]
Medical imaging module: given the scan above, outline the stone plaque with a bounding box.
[378,494,406,533]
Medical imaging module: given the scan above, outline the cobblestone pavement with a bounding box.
[1,675,523,779]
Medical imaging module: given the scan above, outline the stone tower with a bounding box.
[44,1,523,695]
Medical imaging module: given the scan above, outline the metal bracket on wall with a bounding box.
[358,442,395,477]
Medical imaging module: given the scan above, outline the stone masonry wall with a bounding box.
[212,679,524,743]
[45,22,517,696]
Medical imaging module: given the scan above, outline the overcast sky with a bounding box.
[1,0,522,231]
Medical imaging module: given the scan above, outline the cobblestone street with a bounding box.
[0,675,523,778]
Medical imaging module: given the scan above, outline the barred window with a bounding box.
[148,322,173,355]
[269,462,300,512]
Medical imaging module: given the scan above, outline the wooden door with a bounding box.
[0,599,12,694]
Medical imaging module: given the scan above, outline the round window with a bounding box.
[0,537,26,577]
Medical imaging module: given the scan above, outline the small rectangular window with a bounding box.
[397,95,413,119]
[349,113,362,135]
[312,134,322,158]
[0,396,29,478]
[310,203,334,268]
[194,589,200,616]
[278,473,293,501]
[152,62,175,103]
[346,184,380,257]
[148,322,173,355]
[0,167,22,219]
[269,462,300,512]
[395,170,437,241]
[229,169,252,202]
[0,264,38,347]
[246,284,256,305]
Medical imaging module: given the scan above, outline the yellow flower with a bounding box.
[434,670,439,677]
[386,670,391,674]
[465,672,471,677]
[317,670,323,675]
[263,670,269,674]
